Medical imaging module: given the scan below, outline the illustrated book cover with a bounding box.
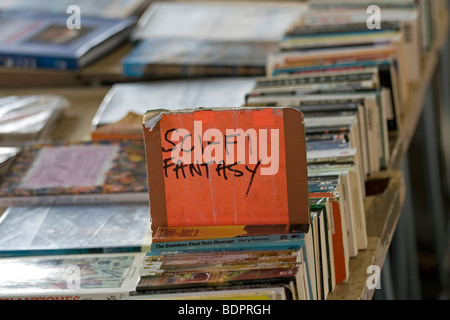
[0,139,148,206]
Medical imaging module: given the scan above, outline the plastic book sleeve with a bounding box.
[0,147,20,164]
[0,205,151,253]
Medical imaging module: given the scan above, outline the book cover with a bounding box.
[0,10,136,70]
[132,1,308,42]
[0,252,145,300]
[310,193,349,284]
[136,267,300,291]
[142,107,310,233]
[122,38,277,78]
[125,286,291,300]
[0,140,148,206]
[0,204,151,258]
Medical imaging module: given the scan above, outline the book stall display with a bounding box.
[0,0,448,302]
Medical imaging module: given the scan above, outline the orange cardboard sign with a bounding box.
[143,107,309,232]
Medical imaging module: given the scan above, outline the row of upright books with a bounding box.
[0,0,447,301]
[125,0,448,300]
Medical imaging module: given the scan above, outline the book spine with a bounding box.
[0,246,146,258]
[140,261,300,277]
[272,60,387,76]
[0,193,149,207]
[0,54,79,70]
[123,63,266,78]
[150,234,304,252]
[146,245,303,256]
[152,224,309,242]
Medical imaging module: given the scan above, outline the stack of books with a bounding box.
[122,1,308,79]
[0,95,69,146]
[0,0,446,301]
[0,138,152,299]
[128,106,315,300]
[0,1,147,71]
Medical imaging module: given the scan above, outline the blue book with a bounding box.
[0,10,136,70]
[150,233,305,252]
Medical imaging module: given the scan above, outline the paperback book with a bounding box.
[132,1,308,42]
[91,78,257,130]
[0,0,151,19]
[0,10,136,70]
[123,38,278,78]
[0,139,148,206]
[0,252,145,300]
[0,146,21,177]
[0,204,151,257]
[0,95,69,145]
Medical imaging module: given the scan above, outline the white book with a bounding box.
[132,1,308,42]
[92,78,257,129]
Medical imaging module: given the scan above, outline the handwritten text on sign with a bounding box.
[158,109,289,226]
